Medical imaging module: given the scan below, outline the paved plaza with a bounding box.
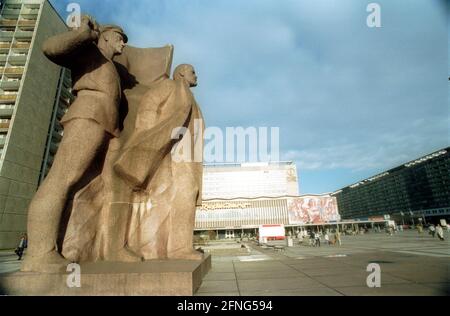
[0,230,448,296]
[196,230,449,296]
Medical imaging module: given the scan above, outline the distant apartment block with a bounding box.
[332,147,450,221]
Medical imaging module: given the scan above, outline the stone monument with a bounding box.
[0,15,210,296]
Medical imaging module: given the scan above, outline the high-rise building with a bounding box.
[0,0,70,248]
[332,147,450,222]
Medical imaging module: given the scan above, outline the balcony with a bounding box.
[4,2,22,10]
[0,67,24,75]
[0,136,6,147]
[61,88,73,100]
[1,9,20,20]
[14,31,33,39]
[0,48,10,55]
[20,9,39,20]
[0,31,14,41]
[0,94,17,104]
[56,107,66,120]
[63,76,72,88]
[0,80,20,90]
[0,25,16,32]
[0,120,11,129]
[12,42,30,49]
[18,20,36,27]
[8,54,27,65]
[52,130,62,142]
[46,155,54,166]
[0,19,18,27]
[0,55,6,63]
[59,97,70,108]
[0,42,12,49]
[17,26,35,33]
[0,106,14,118]
[49,142,59,155]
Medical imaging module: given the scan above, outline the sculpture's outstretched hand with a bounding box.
[78,15,100,41]
[42,14,99,68]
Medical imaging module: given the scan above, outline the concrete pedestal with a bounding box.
[0,255,211,296]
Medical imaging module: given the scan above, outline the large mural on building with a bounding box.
[287,195,341,224]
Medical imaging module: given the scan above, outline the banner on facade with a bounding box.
[287,196,341,225]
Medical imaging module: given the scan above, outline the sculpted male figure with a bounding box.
[22,16,127,272]
[113,64,204,260]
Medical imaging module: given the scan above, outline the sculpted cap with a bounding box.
[100,24,128,43]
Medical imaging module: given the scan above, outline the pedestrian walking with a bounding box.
[436,224,445,241]
[324,233,330,246]
[335,230,342,246]
[388,226,394,236]
[417,224,423,234]
[309,231,315,247]
[429,224,436,238]
[315,232,321,247]
[15,233,28,261]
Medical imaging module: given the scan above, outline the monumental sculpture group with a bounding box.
[18,15,206,277]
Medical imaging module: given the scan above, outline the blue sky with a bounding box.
[50,0,449,194]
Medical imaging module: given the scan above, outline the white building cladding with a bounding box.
[202,161,299,199]
[195,162,340,231]
[196,197,290,230]
[195,195,339,230]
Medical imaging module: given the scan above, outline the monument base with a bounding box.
[0,255,211,296]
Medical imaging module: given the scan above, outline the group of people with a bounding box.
[296,230,342,247]
[386,223,446,241]
[428,224,445,241]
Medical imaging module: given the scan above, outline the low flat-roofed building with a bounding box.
[195,162,343,239]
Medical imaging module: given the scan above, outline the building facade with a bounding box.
[203,162,299,199]
[195,194,340,238]
[0,0,70,248]
[196,162,341,239]
[332,147,450,223]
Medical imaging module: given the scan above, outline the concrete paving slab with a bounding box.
[235,269,302,280]
[240,287,343,296]
[2,231,449,296]
[209,264,235,273]
[195,291,241,297]
[335,284,445,296]
[233,262,287,272]
[203,272,237,281]
[237,276,327,292]
[384,271,450,283]
[286,261,349,270]
[313,272,410,288]
[196,280,239,294]
[417,283,450,295]
[296,267,366,277]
